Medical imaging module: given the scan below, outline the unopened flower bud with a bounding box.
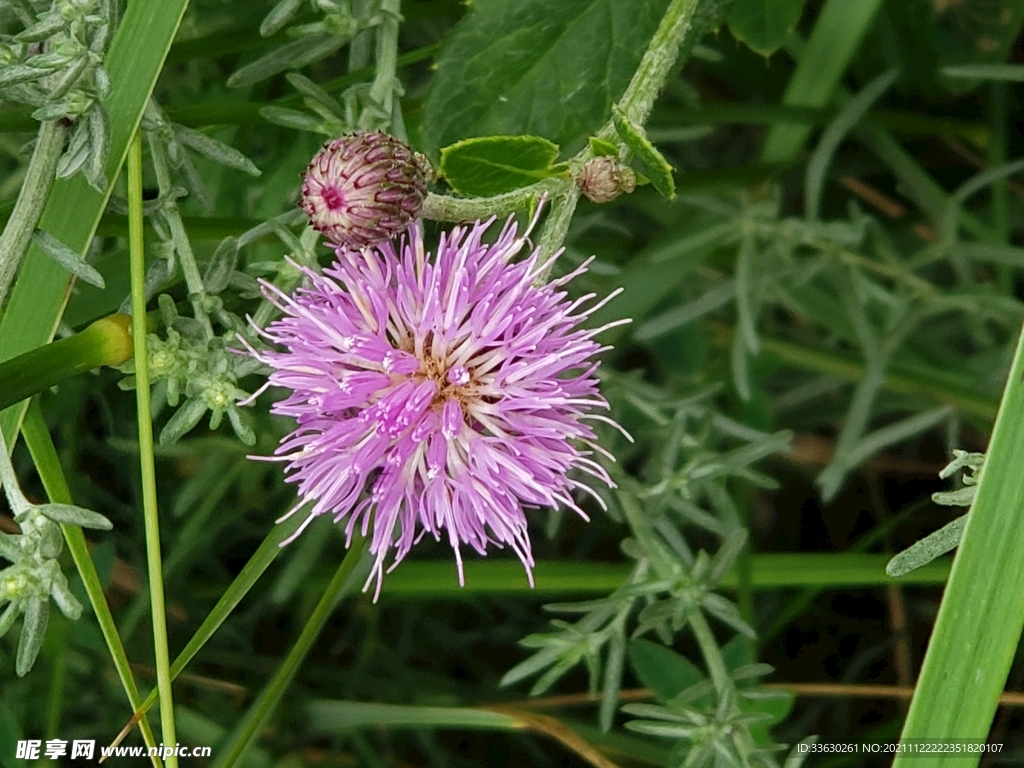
[300,131,432,249]
[578,156,636,204]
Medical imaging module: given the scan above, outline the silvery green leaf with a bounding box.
[157,293,178,327]
[84,103,110,192]
[15,596,48,677]
[159,397,208,445]
[258,105,326,133]
[165,134,183,167]
[0,532,21,563]
[0,64,47,88]
[261,0,305,36]
[938,449,985,480]
[286,72,345,120]
[32,100,73,122]
[228,270,263,299]
[37,520,64,559]
[228,33,345,88]
[56,123,91,178]
[173,124,261,176]
[105,195,128,214]
[204,237,239,294]
[707,528,748,585]
[48,55,89,101]
[118,257,173,314]
[49,573,83,620]
[227,406,256,446]
[0,602,19,639]
[237,209,305,247]
[932,486,976,506]
[729,662,774,682]
[700,593,756,639]
[14,14,63,42]
[32,231,105,288]
[886,515,968,578]
[93,65,110,99]
[176,151,211,211]
[36,503,113,530]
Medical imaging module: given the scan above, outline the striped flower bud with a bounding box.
[300,131,432,249]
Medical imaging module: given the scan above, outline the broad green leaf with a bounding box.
[727,0,806,56]
[439,135,562,197]
[422,0,672,153]
[613,107,675,199]
[627,638,704,703]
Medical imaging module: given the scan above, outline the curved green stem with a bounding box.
[128,128,179,768]
[0,120,66,307]
[420,178,569,223]
[21,401,163,767]
[209,536,368,768]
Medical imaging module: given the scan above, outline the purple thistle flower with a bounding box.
[300,131,432,249]
[246,215,627,598]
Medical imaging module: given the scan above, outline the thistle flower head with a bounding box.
[578,156,636,204]
[247,215,626,597]
[300,131,432,249]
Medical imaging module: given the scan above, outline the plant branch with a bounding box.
[0,121,67,307]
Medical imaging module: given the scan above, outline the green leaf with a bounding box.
[612,107,675,199]
[36,502,113,531]
[227,33,347,88]
[627,638,704,703]
[439,135,562,197]
[32,231,106,288]
[727,0,807,56]
[422,0,672,153]
[588,137,619,157]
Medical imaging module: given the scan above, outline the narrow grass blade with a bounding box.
[0,0,190,443]
[759,0,885,164]
[805,68,898,220]
[894,321,1024,763]
[21,401,162,765]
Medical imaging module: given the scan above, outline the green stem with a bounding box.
[688,609,731,695]
[420,178,568,224]
[209,537,368,768]
[370,0,401,127]
[758,335,998,423]
[144,102,214,340]
[613,0,701,130]
[540,0,699,268]
[0,314,133,413]
[128,128,179,768]
[536,191,580,264]
[0,120,66,307]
